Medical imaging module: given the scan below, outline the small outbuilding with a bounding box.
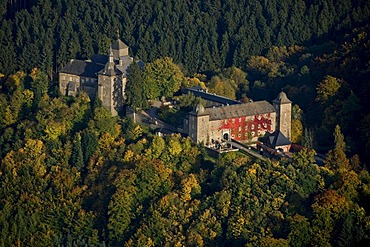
[264,130,291,153]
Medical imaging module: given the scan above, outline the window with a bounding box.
[239,118,241,122]
[238,126,241,132]
[258,124,261,129]
[251,124,254,130]
[225,120,228,124]
[245,126,248,130]
[232,119,235,123]
[231,134,235,138]
[238,134,241,137]
[251,131,255,136]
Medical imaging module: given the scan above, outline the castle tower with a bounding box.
[98,47,123,116]
[112,38,129,58]
[188,103,210,144]
[273,91,292,141]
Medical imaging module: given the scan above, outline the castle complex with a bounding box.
[59,38,134,116]
[183,88,292,148]
[59,40,292,150]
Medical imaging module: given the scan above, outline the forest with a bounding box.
[1,0,370,76]
[1,70,370,246]
[1,0,370,246]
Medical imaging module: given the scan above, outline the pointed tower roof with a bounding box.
[190,102,208,116]
[273,91,291,104]
[195,103,205,114]
[112,39,129,50]
[111,38,129,58]
[267,130,291,148]
[99,46,121,76]
[109,46,114,61]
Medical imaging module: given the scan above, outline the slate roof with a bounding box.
[182,87,241,106]
[99,63,122,76]
[267,130,291,148]
[272,91,291,104]
[112,39,129,50]
[60,60,104,78]
[91,54,108,65]
[117,56,134,74]
[191,100,276,120]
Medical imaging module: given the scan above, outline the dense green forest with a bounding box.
[1,0,370,246]
[1,0,370,76]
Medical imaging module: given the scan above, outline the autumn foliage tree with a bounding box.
[316,75,342,104]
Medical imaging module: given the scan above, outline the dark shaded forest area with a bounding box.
[1,0,370,246]
[1,0,370,75]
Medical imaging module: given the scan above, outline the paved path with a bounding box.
[131,101,179,133]
[228,140,267,161]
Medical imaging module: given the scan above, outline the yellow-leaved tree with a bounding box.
[316,75,342,104]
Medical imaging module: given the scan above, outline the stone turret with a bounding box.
[98,47,123,116]
[273,91,292,141]
[187,103,209,144]
[104,46,116,75]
